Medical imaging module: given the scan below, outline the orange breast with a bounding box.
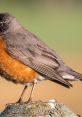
[0,37,38,83]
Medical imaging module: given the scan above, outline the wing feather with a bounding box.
[4,31,72,87]
[6,46,72,87]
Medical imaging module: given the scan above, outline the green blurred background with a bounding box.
[0,0,82,116]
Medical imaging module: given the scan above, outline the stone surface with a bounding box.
[0,100,79,117]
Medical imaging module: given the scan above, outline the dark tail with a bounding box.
[65,66,82,80]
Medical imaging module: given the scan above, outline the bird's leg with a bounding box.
[26,83,35,103]
[17,85,28,103]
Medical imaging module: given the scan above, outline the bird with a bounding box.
[0,13,82,103]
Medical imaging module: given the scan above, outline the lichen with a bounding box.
[0,100,79,117]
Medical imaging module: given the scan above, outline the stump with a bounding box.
[0,100,79,117]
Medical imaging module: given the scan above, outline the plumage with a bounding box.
[2,29,71,87]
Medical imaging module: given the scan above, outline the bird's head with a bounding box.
[0,13,17,35]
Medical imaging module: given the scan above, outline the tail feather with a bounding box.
[63,74,75,80]
[64,67,82,81]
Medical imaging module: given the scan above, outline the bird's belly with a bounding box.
[0,39,38,83]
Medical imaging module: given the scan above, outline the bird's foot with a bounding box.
[6,100,23,107]
[25,97,32,103]
[16,98,24,104]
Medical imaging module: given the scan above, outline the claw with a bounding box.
[25,97,32,103]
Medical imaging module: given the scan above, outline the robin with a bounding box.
[0,13,82,103]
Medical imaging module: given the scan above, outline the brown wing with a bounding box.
[4,31,72,87]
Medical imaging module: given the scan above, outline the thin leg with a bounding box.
[17,85,28,103]
[26,83,35,103]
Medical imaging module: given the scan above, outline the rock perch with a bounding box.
[0,100,79,117]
